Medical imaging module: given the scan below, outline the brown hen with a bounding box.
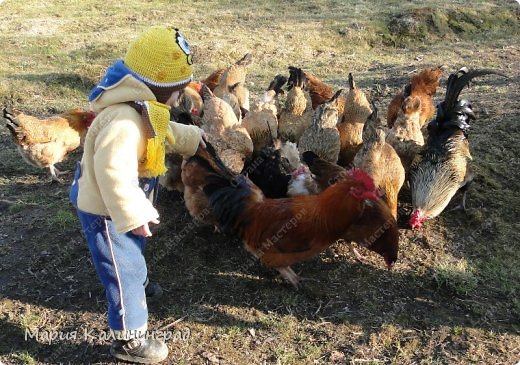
[277,68,313,143]
[200,85,253,174]
[353,104,405,219]
[387,67,443,129]
[4,107,95,182]
[213,53,253,119]
[337,73,372,167]
[298,89,343,163]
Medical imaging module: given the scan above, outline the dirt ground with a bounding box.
[0,1,519,364]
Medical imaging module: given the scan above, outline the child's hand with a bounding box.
[169,123,207,156]
[132,218,160,237]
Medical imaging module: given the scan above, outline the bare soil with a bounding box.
[0,1,519,364]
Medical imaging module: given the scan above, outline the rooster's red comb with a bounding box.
[347,168,376,192]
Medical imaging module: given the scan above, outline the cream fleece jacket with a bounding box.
[77,74,201,233]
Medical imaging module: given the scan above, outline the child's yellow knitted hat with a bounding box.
[124,26,193,89]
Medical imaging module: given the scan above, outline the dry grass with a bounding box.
[1,0,519,364]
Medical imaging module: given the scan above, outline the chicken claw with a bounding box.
[276,266,302,289]
[49,165,67,183]
[276,267,320,289]
[448,190,469,212]
[350,245,365,263]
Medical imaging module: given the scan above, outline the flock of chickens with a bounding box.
[3,54,506,288]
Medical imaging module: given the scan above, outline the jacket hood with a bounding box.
[89,60,156,113]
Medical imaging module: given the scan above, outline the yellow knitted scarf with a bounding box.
[138,101,175,177]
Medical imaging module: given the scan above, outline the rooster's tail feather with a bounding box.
[3,107,14,122]
[204,174,252,235]
[5,123,17,140]
[441,68,508,120]
[433,67,508,134]
[188,140,251,235]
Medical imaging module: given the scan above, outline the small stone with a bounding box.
[202,351,219,364]
[329,350,346,363]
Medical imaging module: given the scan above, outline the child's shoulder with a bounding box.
[91,104,146,140]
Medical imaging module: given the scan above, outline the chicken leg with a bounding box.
[275,266,322,289]
[350,245,365,262]
[49,165,68,183]
[448,189,470,212]
[276,267,301,288]
[449,168,474,212]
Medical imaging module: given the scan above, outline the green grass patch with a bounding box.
[47,209,78,230]
[7,203,28,214]
[433,258,478,296]
[18,311,41,331]
[11,352,36,365]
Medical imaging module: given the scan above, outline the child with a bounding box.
[69,26,205,363]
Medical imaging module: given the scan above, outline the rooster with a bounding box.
[301,150,399,266]
[298,89,343,163]
[337,73,372,167]
[198,143,389,288]
[353,104,405,219]
[409,67,507,229]
[387,67,443,129]
[3,107,95,182]
[181,143,229,228]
